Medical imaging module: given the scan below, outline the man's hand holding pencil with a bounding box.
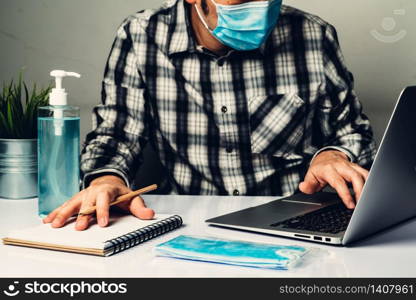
[42,175,156,231]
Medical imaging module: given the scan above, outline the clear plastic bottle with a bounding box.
[37,70,81,217]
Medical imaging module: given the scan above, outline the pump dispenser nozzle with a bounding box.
[49,70,81,106]
[49,70,81,136]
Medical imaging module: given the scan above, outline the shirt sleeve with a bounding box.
[310,146,354,165]
[80,18,149,189]
[313,24,377,169]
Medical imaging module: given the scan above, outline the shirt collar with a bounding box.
[259,35,274,56]
[167,0,198,56]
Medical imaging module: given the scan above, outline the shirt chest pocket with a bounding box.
[249,92,306,157]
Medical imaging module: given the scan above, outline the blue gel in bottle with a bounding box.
[38,113,80,217]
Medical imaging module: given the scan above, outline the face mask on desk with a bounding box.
[195,0,283,51]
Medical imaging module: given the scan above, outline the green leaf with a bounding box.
[23,82,29,107]
[6,99,15,136]
[0,111,11,138]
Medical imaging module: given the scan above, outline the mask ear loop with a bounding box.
[194,3,213,33]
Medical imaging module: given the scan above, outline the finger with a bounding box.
[44,192,82,223]
[43,207,61,224]
[75,192,96,231]
[120,195,155,220]
[43,199,70,223]
[95,191,112,227]
[299,171,325,194]
[115,190,137,212]
[325,171,355,209]
[338,167,365,203]
[351,164,370,181]
[51,200,82,228]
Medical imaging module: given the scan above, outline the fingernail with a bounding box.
[76,219,87,230]
[99,216,108,227]
[52,218,62,227]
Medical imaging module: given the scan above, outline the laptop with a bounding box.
[206,86,416,245]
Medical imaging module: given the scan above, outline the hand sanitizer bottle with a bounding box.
[37,70,81,217]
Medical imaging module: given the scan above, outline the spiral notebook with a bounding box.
[2,214,182,256]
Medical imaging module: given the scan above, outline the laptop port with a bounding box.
[314,236,322,241]
[325,238,331,242]
[294,234,310,239]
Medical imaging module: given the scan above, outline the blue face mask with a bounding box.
[195,0,283,51]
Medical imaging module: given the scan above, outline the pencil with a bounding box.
[78,184,158,216]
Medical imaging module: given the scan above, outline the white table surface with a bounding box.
[0,194,415,277]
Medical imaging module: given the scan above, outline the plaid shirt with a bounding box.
[80,0,377,196]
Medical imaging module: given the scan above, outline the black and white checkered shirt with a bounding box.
[80,0,377,196]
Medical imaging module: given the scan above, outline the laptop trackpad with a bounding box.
[245,200,323,227]
[207,201,320,228]
[206,192,340,228]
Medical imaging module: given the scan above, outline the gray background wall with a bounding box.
[1,0,415,187]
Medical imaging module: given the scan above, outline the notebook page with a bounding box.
[4,214,174,250]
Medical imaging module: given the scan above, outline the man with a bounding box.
[44,0,377,230]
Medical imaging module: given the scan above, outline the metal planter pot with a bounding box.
[0,138,38,199]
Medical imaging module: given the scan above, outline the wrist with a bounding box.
[90,175,126,187]
[315,149,349,162]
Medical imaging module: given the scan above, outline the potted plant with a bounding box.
[0,73,51,199]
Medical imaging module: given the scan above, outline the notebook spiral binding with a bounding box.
[104,215,183,256]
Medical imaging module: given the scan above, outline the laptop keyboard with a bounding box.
[270,203,354,234]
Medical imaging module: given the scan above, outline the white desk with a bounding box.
[1,195,415,277]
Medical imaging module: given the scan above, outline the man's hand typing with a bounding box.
[299,150,369,209]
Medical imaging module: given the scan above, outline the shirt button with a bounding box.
[233,189,240,196]
[221,106,228,113]
[226,146,233,153]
